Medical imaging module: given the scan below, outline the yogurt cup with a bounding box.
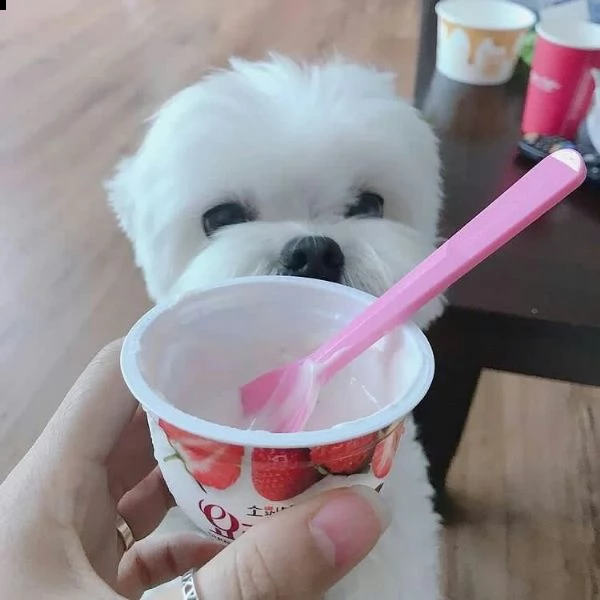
[121,276,435,544]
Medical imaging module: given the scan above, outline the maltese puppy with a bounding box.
[108,55,443,600]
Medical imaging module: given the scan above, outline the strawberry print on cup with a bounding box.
[153,416,405,544]
[160,421,243,491]
[250,447,322,501]
[372,425,404,478]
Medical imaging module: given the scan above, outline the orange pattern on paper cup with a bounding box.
[441,19,525,65]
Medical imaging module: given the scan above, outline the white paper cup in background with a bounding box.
[435,0,536,85]
[121,277,435,544]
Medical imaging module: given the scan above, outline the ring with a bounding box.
[116,514,135,551]
[181,569,199,599]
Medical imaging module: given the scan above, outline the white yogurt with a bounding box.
[139,326,412,432]
[134,280,421,434]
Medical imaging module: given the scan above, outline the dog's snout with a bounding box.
[280,236,344,282]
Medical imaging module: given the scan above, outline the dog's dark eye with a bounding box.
[346,192,384,218]
[202,202,254,236]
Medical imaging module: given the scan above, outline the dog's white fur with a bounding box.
[108,55,443,600]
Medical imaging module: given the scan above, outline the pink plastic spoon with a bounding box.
[241,149,587,433]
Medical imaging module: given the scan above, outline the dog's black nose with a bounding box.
[280,236,344,282]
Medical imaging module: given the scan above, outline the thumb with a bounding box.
[196,485,390,600]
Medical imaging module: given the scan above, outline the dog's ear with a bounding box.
[105,155,137,242]
[105,137,208,303]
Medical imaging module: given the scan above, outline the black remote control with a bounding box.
[518,133,600,186]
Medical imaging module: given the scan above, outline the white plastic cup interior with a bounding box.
[435,0,536,30]
[121,276,435,449]
[536,17,600,50]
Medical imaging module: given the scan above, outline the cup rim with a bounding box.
[121,276,435,448]
[536,17,600,51]
[435,0,536,31]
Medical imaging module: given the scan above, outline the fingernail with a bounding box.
[309,485,391,570]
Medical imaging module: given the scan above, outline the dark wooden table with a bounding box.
[412,1,600,514]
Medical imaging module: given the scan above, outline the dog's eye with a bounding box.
[202,202,253,236]
[346,192,384,218]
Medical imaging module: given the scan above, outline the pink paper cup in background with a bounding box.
[121,277,434,544]
[522,18,600,139]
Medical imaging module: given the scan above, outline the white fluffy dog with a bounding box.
[108,55,444,600]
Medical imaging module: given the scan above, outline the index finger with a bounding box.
[43,340,138,463]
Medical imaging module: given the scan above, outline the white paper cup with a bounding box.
[121,277,434,544]
[435,0,536,85]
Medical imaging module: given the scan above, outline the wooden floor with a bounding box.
[0,0,420,477]
[1,2,598,599]
[444,371,600,600]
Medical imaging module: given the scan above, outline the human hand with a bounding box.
[0,341,390,599]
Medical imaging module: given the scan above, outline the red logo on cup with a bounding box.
[199,500,240,540]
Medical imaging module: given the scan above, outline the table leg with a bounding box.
[412,309,483,516]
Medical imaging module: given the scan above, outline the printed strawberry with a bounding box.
[159,420,203,448]
[159,420,244,490]
[252,447,321,501]
[372,424,404,479]
[310,433,377,475]
[183,441,244,490]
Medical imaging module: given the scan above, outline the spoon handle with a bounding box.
[311,150,586,381]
